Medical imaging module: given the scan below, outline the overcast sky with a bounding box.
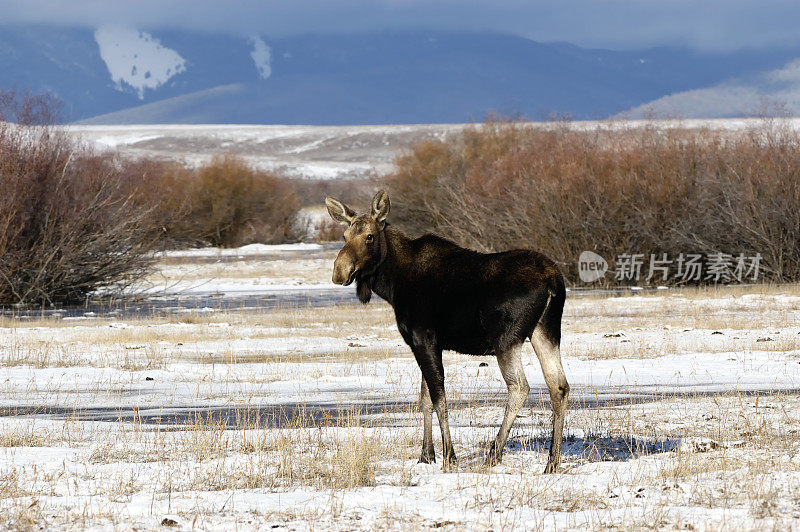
[3,1,800,52]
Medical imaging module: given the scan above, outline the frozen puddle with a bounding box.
[3,387,792,428]
[0,288,358,319]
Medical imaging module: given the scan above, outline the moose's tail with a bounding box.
[539,270,566,346]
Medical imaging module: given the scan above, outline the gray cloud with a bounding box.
[2,0,800,51]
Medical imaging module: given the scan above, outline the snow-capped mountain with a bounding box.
[624,58,800,118]
[94,27,188,99]
[1,25,799,124]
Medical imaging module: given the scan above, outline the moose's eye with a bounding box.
[365,234,374,243]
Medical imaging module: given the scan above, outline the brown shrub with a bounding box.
[163,156,301,247]
[293,178,369,241]
[0,93,161,304]
[313,218,346,242]
[384,119,800,285]
[293,178,366,208]
[0,89,62,126]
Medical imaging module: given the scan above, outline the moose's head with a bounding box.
[325,190,390,303]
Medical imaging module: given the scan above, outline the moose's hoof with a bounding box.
[442,451,457,471]
[543,461,561,474]
[418,450,436,464]
[485,444,503,467]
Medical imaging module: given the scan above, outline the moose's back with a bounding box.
[389,234,559,355]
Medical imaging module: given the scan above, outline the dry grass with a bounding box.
[6,284,794,369]
[0,424,54,448]
[143,255,333,284]
[70,405,418,499]
[0,299,402,372]
[2,386,799,530]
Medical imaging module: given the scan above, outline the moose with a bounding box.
[325,191,569,473]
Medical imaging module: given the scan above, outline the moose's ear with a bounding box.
[371,190,390,227]
[325,197,356,225]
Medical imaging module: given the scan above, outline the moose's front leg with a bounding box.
[412,341,456,470]
[419,378,435,463]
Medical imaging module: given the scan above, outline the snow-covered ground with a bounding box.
[2,244,800,530]
[66,123,464,179]
[130,242,341,296]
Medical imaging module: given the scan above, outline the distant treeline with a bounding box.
[0,91,305,305]
[383,119,800,286]
[3,88,799,304]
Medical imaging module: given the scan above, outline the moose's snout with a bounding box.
[332,251,356,286]
[332,264,355,285]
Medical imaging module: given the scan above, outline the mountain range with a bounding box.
[1,25,799,124]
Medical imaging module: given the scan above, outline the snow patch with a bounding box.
[250,36,272,80]
[160,242,323,258]
[94,27,187,99]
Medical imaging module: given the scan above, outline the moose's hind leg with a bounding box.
[531,325,570,474]
[486,345,529,466]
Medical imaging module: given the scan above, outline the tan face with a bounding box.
[325,191,390,286]
[332,216,384,285]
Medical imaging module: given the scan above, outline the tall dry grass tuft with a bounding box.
[384,118,800,284]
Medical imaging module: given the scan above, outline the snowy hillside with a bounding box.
[67,118,800,180]
[624,58,800,118]
[67,123,464,179]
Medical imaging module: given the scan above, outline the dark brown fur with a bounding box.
[326,191,569,472]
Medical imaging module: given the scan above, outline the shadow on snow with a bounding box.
[508,433,679,462]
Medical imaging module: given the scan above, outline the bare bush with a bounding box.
[165,156,301,247]
[0,88,62,126]
[294,178,367,208]
[0,92,162,305]
[384,119,800,284]
[313,218,346,242]
[295,178,370,242]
